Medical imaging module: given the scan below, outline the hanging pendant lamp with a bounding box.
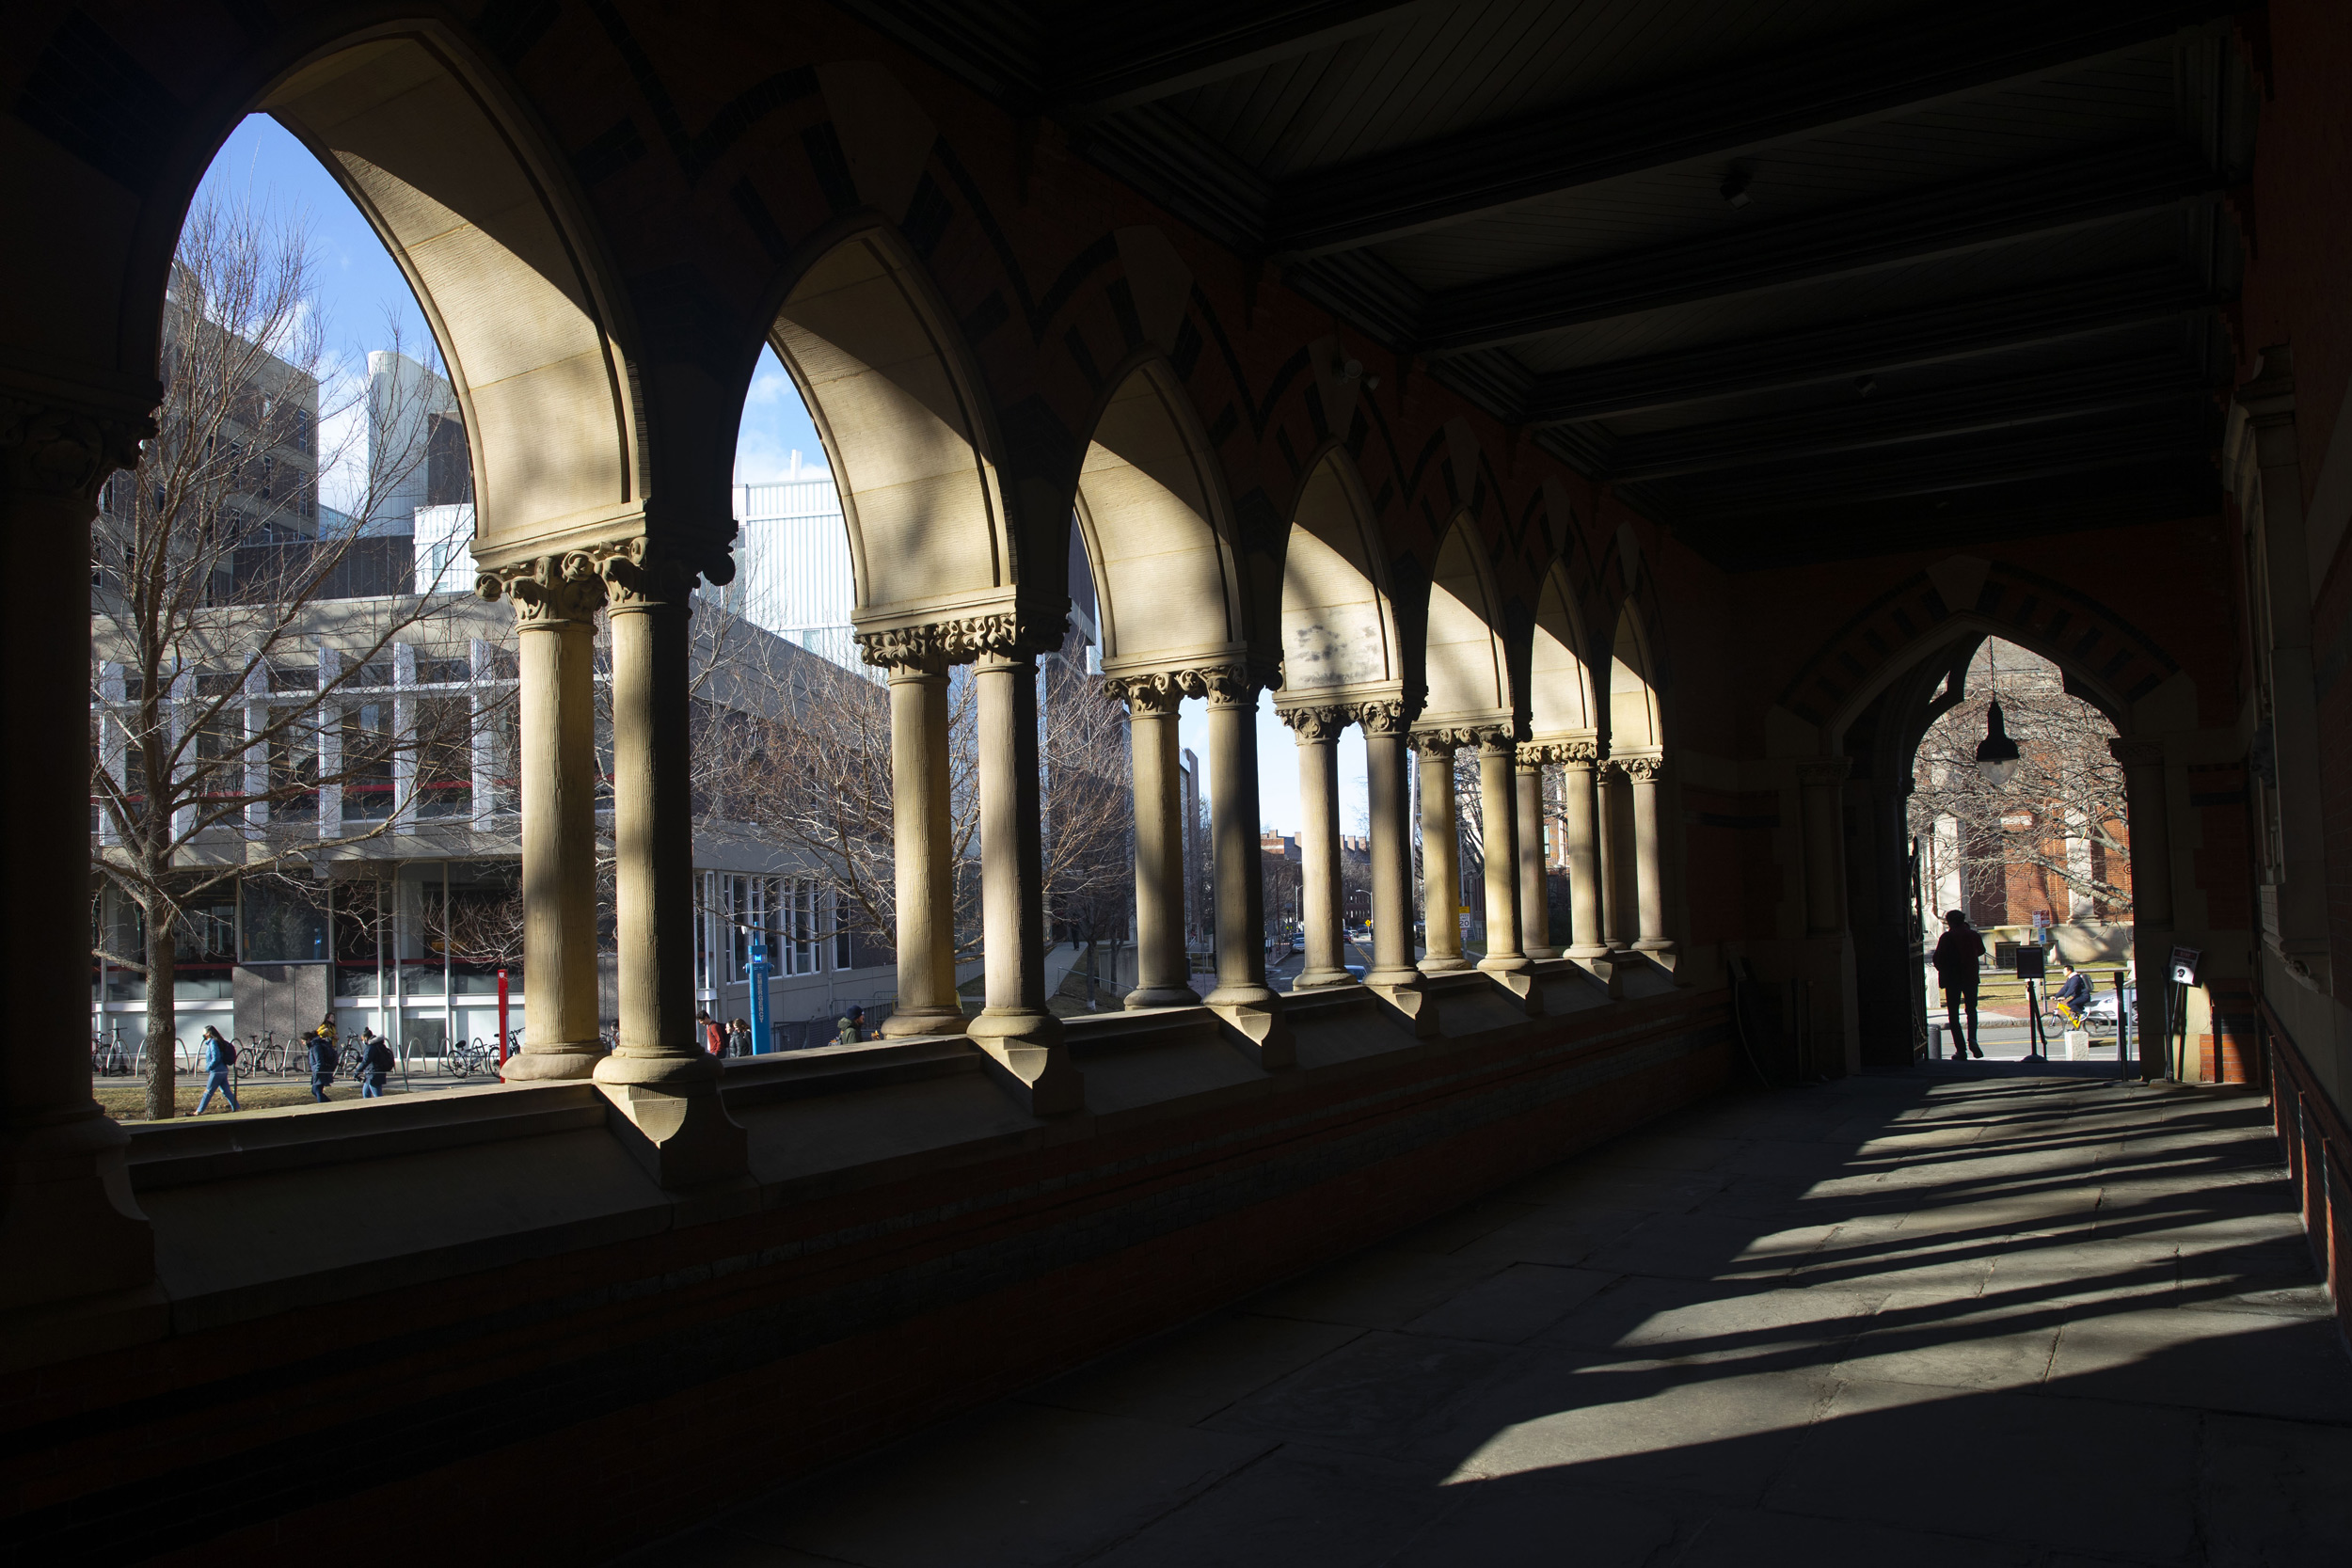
[1974,642,2021,787]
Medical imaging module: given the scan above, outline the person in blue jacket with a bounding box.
[2053,963,2093,1026]
[305,1020,339,1102]
[193,1025,240,1114]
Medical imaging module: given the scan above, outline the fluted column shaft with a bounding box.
[499,559,604,1080]
[1561,745,1606,958]
[1416,736,1470,973]
[873,645,962,1037]
[1115,677,1197,1007]
[1517,749,1554,958]
[1282,705,1351,990]
[1476,736,1528,973]
[1360,708,1421,988]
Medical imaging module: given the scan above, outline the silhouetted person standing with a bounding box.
[1933,911,1986,1060]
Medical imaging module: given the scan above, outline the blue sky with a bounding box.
[190,114,1353,834]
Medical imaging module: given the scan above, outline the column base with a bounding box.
[1205,991,1295,1070]
[1524,944,1565,960]
[1565,945,1624,998]
[0,1109,154,1315]
[501,1042,607,1081]
[594,1050,748,1189]
[878,1005,968,1039]
[1124,984,1202,1009]
[1290,966,1355,990]
[966,1008,1085,1115]
[1362,975,1440,1039]
[1419,956,1473,975]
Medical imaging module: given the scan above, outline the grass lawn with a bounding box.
[94,1077,431,1120]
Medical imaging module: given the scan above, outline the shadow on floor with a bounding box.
[619,1067,2352,1567]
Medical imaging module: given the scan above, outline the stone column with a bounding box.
[0,393,155,1316]
[481,556,607,1081]
[1110,673,1198,1008]
[1598,759,1631,948]
[1517,746,1556,958]
[1280,703,1353,990]
[1194,665,1291,1067]
[859,629,966,1037]
[1626,754,1676,957]
[593,542,745,1185]
[1797,757,1851,937]
[1354,698,1433,1031]
[2110,738,2176,1081]
[1474,730,1531,977]
[1415,732,1471,973]
[1561,741,1607,959]
[967,618,1084,1111]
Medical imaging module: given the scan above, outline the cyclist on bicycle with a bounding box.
[2052,964,2093,1027]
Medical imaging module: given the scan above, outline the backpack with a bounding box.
[218,1036,236,1068]
[365,1039,394,1072]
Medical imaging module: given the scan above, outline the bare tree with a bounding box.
[689,615,1135,967]
[1908,640,2133,921]
[90,193,502,1117]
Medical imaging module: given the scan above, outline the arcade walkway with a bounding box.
[629,1069,2352,1567]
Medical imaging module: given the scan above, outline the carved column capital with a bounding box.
[0,395,152,504]
[2108,738,2166,769]
[1349,695,1421,736]
[949,609,1067,663]
[1553,738,1601,768]
[1276,703,1352,740]
[592,538,704,612]
[1618,753,1665,784]
[856,625,953,676]
[1795,756,1851,789]
[1410,725,1486,756]
[1105,671,1186,714]
[479,552,607,626]
[1170,661,1277,708]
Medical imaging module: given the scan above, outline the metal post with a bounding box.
[496,967,510,1068]
[745,942,771,1055]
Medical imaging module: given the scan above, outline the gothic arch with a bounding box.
[1604,602,1662,754]
[1279,445,1402,702]
[1530,561,1598,740]
[767,222,1014,624]
[1075,357,1266,677]
[260,34,659,567]
[1778,558,2185,748]
[1421,511,1514,727]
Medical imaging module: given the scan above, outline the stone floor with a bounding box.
[625,1063,2352,1567]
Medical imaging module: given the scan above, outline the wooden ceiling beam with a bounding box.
[1417,144,2223,356]
[1270,0,2234,255]
[1604,356,2204,482]
[1523,267,2213,425]
[1057,2,1428,115]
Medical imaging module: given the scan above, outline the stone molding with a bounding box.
[1618,754,1665,784]
[1277,703,1351,740]
[479,552,607,626]
[0,394,152,503]
[2108,737,2166,769]
[1793,756,1848,788]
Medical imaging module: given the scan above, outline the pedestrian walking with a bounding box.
[1932,911,1987,1060]
[193,1025,240,1114]
[727,1018,753,1057]
[836,1004,865,1046]
[358,1030,395,1098]
[306,1018,339,1102]
[699,1008,727,1057]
